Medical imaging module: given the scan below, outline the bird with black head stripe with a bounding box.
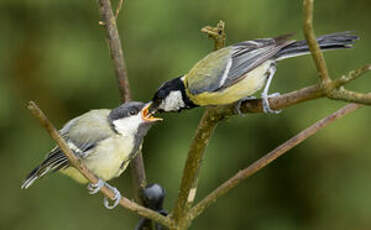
[21,102,161,209]
[149,32,359,114]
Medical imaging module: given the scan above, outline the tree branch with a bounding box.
[171,21,226,229]
[189,103,362,219]
[114,0,125,19]
[97,0,148,205]
[97,0,131,102]
[303,0,331,85]
[177,2,371,223]
[198,64,369,117]
[333,64,371,88]
[303,0,371,104]
[170,18,370,229]
[328,88,371,105]
[201,20,226,50]
[27,101,174,228]
[231,64,371,115]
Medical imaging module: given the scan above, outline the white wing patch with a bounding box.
[159,90,185,112]
[219,58,232,88]
[246,40,260,46]
[68,141,83,154]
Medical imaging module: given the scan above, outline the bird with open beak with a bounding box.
[22,101,162,209]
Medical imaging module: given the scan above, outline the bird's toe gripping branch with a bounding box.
[103,183,122,209]
[234,96,257,115]
[87,179,122,209]
[262,92,282,114]
[87,179,105,194]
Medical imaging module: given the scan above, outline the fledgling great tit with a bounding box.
[21,102,161,209]
[149,32,359,114]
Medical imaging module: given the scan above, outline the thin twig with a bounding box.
[97,0,148,205]
[333,64,371,88]
[115,0,125,19]
[97,0,131,102]
[171,21,226,229]
[303,0,371,104]
[303,0,331,85]
[189,103,362,219]
[327,64,371,104]
[27,101,174,228]
[201,20,226,50]
[328,88,371,105]
[232,64,371,115]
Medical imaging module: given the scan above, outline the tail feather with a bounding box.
[21,151,69,189]
[21,166,41,189]
[274,31,359,61]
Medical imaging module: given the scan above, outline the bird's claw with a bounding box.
[87,179,121,209]
[234,96,257,115]
[103,183,122,209]
[87,179,105,194]
[262,92,281,114]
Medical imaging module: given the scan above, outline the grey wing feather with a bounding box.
[219,36,293,90]
[187,49,234,95]
[189,35,294,94]
[21,109,113,189]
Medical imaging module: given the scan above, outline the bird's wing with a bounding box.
[21,110,116,188]
[185,47,234,95]
[40,109,114,172]
[186,34,294,95]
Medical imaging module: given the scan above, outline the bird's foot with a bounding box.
[234,96,257,115]
[103,183,122,209]
[87,179,105,194]
[261,92,281,114]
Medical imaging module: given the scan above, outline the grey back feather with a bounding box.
[21,109,114,189]
[187,34,294,95]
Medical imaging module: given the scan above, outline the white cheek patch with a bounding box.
[159,90,185,112]
[113,113,143,136]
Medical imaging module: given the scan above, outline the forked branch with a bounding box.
[303,0,371,104]
[189,103,362,219]
[171,21,227,229]
[171,16,370,229]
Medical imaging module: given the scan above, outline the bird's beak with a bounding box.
[148,101,160,114]
[141,102,163,122]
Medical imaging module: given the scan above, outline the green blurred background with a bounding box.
[1,0,371,229]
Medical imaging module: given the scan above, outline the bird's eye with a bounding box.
[129,109,137,115]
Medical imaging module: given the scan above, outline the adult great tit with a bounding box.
[21,102,161,209]
[149,32,358,114]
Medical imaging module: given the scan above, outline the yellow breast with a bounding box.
[61,135,134,183]
[186,61,272,106]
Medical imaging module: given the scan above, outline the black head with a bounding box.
[149,76,197,113]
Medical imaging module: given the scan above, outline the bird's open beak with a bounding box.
[141,102,163,122]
